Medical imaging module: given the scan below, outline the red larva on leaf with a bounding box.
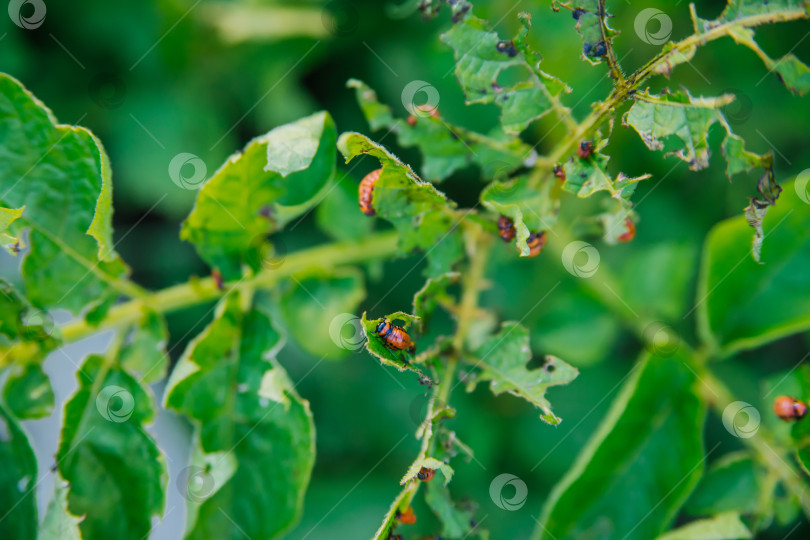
[577,140,594,159]
[553,164,566,181]
[497,215,516,242]
[212,269,224,290]
[376,318,416,354]
[773,395,808,421]
[406,115,417,126]
[416,467,435,481]
[526,231,547,257]
[359,168,382,216]
[617,218,636,243]
[395,506,417,525]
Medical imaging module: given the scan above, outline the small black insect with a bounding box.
[572,7,585,20]
[496,40,519,57]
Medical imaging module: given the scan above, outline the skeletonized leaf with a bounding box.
[57,355,166,540]
[182,111,336,277]
[0,73,127,313]
[348,79,531,182]
[537,350,706,539]
[466,322,578,424]
[441,9,569,133]
[164,294,315,540]
[0,402,38,539]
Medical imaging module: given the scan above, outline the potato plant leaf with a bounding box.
[537,350,706,539]
[0,73,127,313]
[337,132,463,275]
[466,322,578,424]
[37,480,83,540]
[481,175,561,255]
[553,0,618,63]
[361,311,431,381]
[314,170,373,243]
[685,453,761,517]
[655,512,751,540]
[164,294,315,540]
[0,401,38,539]
[441,9,569,133]
[425,481,480,539]
[0,205,24,252]
[279,268,366,360]
[118,309,168,384]
[697,178,810,355]
[2,363,54,419]
[413,272,459,332]
[347,78,531,182]
[182,111,336,277]
[623,89,765,173]
[57,354,166,540]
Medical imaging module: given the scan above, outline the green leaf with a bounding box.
[164,294,315,540]
[0,205,24,252]
[0,402,37,539]
[361,311,432,381]
[413,272,459,332]
[37,480,84,540]
[424,481,477,539]
[279,268,366,360]
[481,175,560,256]
[441,10,568,133]
[118,309,168,384]
[0,73,126,313]
[57,355,166,540]
[2,363,54,419]
[743,167,781,263]
[0,279,58,354]
[685,453,761,517]
[347,79,531,182]
[537,350,706,539]
[467,322,578,424]
[181,111,336,277]
[314,171,373,243]
[623,89,771,188]
[655,512,751,540]
[337,132,463,275]
[555,1,618,62]
[697,178,810,355]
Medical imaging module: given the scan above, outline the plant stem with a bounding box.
[57,231,400,344]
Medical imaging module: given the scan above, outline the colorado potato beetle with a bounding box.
[617,218,636,243]
[497,215,516,242]
[359,168,382,216]
[376,318,416,353]
[553,164,566,181]
[526,231,547,258]
[578,140,594,159]
[774,395,808,421]
[417,467,435,482]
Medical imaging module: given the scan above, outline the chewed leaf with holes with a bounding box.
[481,175,560,255]
[0,73,128,313]
[361,311,432,381]
[466,322,578,424]
[441,10,569,133]
[57,355,166,540]
[694,1,810,95]
[0,279,59,356]
[164,293,315,540]
[555,1,618,62]
[348,79,531,181]
[182,111,336,277]
[624,89,770,177]
[338,132,463,276]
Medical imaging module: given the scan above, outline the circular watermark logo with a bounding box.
[328,313,366,351]
[321,0,359,36]
[95,385,135,423]
[722,88,753,125]
[176,466,216,503]
[169,153,207,190]
[722,401,760,439]
[88,73,127,109]
[489,473,528,511]
[634,8,672,45]
[8,0,46,29]
[561,241,600,278]
[401,80,440,118]
[795,168,810,204]
[642,322,680,358]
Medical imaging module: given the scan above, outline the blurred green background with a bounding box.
[3,0,810,537]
